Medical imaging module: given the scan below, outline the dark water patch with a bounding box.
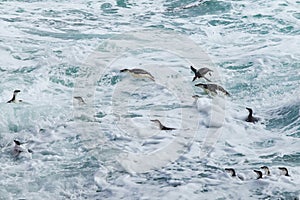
[220,61,254,70]
[165,0,232,17]
[228,82,252,94]
[259,153,278,159]
[15,7,25,13]
[0,17,23,23]
[98,74,121,86]
[252,14,273,19]
[42,9,60,17]
[292,12,300,19]
[236,14,298,35]
[197,172,210,178]
[165,0,197,10]
[66,9,95,20]
[208,19,234,26]
[143,171,171,186]
[232,153,245,157]
[245,23,272,35]
[279,25,295,34]
[48,64,83,87]
[116,0,133,8]
[94,112,106,119]
[100,3,118,14]
[272,152,300,164]
[65,66,80,77]
[12,66,40,73]
[49,76,74,87]
[265,103,300,134]
[8,123,21,132]
[0,67,6,72]
[271,191,300,200]
[11,53,36,61]
[288,132,300,138]
[38,18,70,29]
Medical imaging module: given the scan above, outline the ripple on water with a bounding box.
[164,0,232,17]
[266,102,300,137]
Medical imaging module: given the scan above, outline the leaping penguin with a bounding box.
[195,83,230,96]
[120,68,155,81]
[190,66,213,82]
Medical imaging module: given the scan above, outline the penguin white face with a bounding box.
[260,166,270,175]
[278,167,289,176]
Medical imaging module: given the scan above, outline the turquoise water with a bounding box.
[0,0,299,199]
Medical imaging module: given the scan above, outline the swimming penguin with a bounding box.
[245,107,259,123]
[7,90,22,103]
[120,68,155,81]
[74,96,86,104]
[260,166,270,176]
[225,168,244,180]
[278,167,290,176]
[253,170,263,179]
[190,66,213,82]
[195,83,230,96]
[13,140,33,157]
[225,168,237,177]
[150,119,176,130]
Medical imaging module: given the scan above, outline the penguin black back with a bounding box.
[151,119,176,131]
[7,90,21,103]
[278,167,290,176]
[246,107,258,123]
[253,170,263,179]
[14,140,22,145]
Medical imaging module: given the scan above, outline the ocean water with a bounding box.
[0,0,299,199]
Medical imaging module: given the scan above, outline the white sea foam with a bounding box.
[0,0,299,199]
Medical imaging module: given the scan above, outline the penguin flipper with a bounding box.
[203,76,212,82]
[190,66,197,74]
